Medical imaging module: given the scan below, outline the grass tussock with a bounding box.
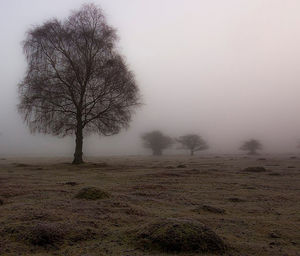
[242,166,267,172]
[228,197,246,203]
[27,222,65,247]
[14,163,31,168]
[24,222,99,248]
[64,181,79,186]
[74,187,110,200]
[136,218,226,253]
[193,205,226,214]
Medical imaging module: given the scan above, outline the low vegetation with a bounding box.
[74,187,110,200]
[0,155,299,255]
[27,222,65,247]
[193,205,226,214]
[243,166,267,172]
[136,218,226,253]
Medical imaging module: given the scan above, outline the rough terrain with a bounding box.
[0,155,299,255]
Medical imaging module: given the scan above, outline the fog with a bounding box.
[1,0,300,157]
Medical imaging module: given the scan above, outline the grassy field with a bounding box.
[0,155,299,256]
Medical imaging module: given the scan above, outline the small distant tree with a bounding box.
[177,134,208,156]
[17,4,140,164]
[142,131,173,156]
[240,139,262,155]
[297,140,300,150]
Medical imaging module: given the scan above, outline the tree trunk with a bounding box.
[248,149,257,155]
[190,150,194,156]
[153,148,162,156]
[72,119,84,164]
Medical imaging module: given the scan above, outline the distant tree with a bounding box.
[142,131,173,156]
[18,4,140,164]
[240,139,262,155]
[177,134,208,156]
[297,140,300,149]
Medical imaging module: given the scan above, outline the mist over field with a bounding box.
[1,0,300,156]
[1,2,300,255]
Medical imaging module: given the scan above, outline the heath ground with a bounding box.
[0,155,299,256]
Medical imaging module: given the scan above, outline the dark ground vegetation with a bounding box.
[0,155,299,255]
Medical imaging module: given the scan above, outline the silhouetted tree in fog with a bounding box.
[177,134,208,156]
[142,131,173,156]
[297,140,300,150]
[240,139,262,155]
[18,4,140,164]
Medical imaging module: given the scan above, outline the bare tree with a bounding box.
[18,4,140,164]
[142,131,173,156]
[240,139,262,155]
[177,134,208,156]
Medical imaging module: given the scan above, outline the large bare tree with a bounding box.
[18,4,140,164]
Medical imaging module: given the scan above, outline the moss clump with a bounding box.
[75,187,109,200]
[137,219,226,253]
[243,166,266,172]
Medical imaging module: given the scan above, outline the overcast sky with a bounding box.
[1,0,300,156]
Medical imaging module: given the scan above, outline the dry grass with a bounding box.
[0,155,299,255]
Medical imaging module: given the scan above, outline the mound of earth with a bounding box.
[242,166,267,172]
[74,187,109,200]
[137,218,226,253]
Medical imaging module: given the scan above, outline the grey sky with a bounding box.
[1,0,300,156]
